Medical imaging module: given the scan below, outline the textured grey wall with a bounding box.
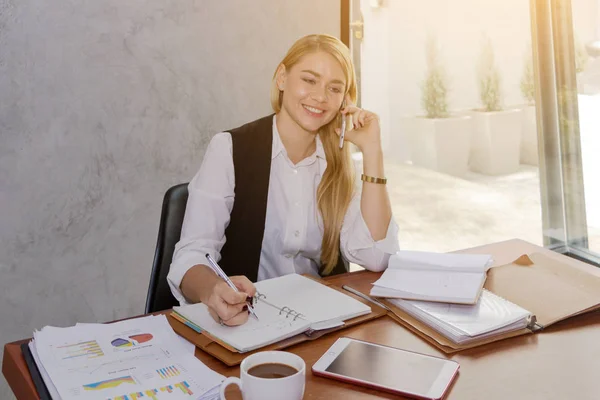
[0,1,339,397]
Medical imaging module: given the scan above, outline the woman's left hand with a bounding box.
[336,98,382,153]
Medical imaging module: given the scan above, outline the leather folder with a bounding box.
[348,252,600,353]
[168,283,388,366]
[21,342,52,400]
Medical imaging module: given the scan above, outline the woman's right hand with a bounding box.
[206,276,256,326]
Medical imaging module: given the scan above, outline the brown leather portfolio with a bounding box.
[351,252,600,353]
[167,284,388,366]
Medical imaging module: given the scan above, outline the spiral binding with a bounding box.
[255,292,266,301]
[254,291,304,321]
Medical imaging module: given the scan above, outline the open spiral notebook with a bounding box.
[173,273,371,353]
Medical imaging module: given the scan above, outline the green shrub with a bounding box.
[520,50,535,105]
[478,37,503,112]
[421,36,449,119]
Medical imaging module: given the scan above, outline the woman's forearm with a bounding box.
[180,264,219,304]
[360,145,392,241]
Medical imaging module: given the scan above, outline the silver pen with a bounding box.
[205,253,259,321]
[342,285,392,312]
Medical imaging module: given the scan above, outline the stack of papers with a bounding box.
[388,289,532,344]
[29,315,224,400]
[371,251,495,304]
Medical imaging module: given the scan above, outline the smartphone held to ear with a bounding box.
[312,337,459,400]
[339,115,346,149]
[339,101,347,149]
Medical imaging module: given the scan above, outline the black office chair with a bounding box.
[145,183,189,313]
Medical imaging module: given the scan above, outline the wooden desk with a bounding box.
[4,239,600,399]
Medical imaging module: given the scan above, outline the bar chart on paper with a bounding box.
[55,340,104,360]
[108,381,194,400]
[157,365,181,379]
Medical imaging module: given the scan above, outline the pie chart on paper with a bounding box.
[111,333,154,348]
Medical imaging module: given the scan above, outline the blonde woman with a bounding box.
[167,34,399,326]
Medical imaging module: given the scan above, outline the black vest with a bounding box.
[218,115,347,282]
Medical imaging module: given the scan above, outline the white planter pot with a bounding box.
[388,119,412,164]
[520,105,538,165]
[469,109,523,175]
[408,116,473,178]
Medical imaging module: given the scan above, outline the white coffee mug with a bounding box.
[220,351,306,400]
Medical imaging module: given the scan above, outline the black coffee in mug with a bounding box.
[247,363,299,379]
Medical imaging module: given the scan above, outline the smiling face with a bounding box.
[277,51,346,133]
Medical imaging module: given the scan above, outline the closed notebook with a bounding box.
[370,251,494,304]
[173,273,371,353]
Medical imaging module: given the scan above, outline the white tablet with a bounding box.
[312,337,459,400]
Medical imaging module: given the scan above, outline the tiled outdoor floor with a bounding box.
[351,162,600,271]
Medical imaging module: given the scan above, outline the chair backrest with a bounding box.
[145,183,189,313]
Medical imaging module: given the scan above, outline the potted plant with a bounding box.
[408,36,472,178]
[469,36,522,175]
[518,49,538,165]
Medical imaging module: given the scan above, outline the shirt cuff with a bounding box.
[167,247,217,306]
[342,212,400,272]
[348,212,400,253]
[167,261,191,306]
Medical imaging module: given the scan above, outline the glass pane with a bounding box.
[355,0,545,253]
[571,0,600,253]
[531,0,598,260]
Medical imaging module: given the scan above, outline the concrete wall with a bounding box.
[0,1,339,397]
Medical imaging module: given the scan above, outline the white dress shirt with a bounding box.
[167,116,400,305]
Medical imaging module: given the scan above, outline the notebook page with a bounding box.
[255,274,371,329]
[372,269,485,303]
[391,303,529,345]
[174,299,309,352]
[390,251,494,272]
[453,319,530,344]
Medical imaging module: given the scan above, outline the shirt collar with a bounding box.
[272,115,327,161]
[271,115,285,160]
[314,133,326,160]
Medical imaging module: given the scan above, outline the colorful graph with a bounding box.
[111,391,158,400]
[56,340,104,360]
[112,391,157,400]
[156,365,181,379]
[111,333,154,348]
[173,382,193,395]
[108,381,193,400]
[83,375,135,391]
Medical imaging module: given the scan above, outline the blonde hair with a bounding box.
[270,34,357,275]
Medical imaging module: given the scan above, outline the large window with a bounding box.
[347,0,600,262]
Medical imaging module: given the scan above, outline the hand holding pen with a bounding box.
[205,254,259,324]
